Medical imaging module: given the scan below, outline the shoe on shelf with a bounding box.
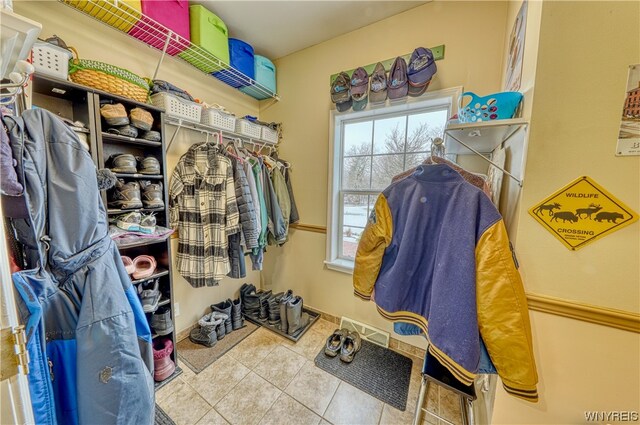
[340,331,362,363]
[138,278,161,313]
[141,130,161,142]
[279,290,293,333]
[108,179,143,210]
[137,156,161,175]
[116,211,142,232]
[100,103,129,126]
[189,313,221,347]
[132,255,157,280]
[121,255,135,275]
[139,213,157,234]
[139,180,164,209]
[267,292,284,326]
[107,125,138,138]
[108,153,137,174]
[231,298,243,330]
[211,299,233,334]
[286,296,310,337]
[211,312,228,340]
[150,306,174,336]
[153,337,176,382]
[129,107,153,131]
[325,329,348,357]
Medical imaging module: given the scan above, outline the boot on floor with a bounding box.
[211,299,233,334]
[267,292,284,326]
[279,290,293,333]
[189,313,221,347]
[257,290,272,322]
[211,312,228,340]
[286,296,310,336]
[231,298,244,330]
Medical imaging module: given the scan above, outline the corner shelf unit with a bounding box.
[31,73,181,389]
[444,118,528,186]
[58,0,280,101]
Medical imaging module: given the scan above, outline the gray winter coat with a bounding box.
[6,110,154,425]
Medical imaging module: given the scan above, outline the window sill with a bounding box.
[324,258,354,275]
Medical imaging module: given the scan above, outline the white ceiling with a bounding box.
[192,1,427,60]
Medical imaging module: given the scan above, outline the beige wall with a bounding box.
[260,1,509,346]
[15,1,262,333]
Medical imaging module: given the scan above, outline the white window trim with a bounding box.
[325,86,463,274]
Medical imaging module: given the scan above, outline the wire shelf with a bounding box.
[59,0,279,101]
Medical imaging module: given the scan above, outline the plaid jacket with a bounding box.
[169,144,240,287]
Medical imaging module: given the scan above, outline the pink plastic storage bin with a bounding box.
[128,0,190,56]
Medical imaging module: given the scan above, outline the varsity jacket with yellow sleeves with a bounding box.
[353,164,538,402]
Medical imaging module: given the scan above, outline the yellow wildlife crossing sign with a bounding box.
[529,176,638,250]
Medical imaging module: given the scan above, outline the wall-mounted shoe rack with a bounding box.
[32,73,182,390]
[58,0,280,102]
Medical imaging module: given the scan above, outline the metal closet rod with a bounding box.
[165,119,275,152]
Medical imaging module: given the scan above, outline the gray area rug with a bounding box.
[178,321,258,373]
[314,339,413,411]
[155,404,175,425]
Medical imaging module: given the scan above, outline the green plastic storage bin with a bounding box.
[178,5,229,73]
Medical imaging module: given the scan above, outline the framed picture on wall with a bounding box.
[504,1,528,92]
[616,64,640,156]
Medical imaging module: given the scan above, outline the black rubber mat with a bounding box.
[155,404,175,425]
[314,339,413,411]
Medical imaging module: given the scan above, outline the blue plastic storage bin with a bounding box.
[240,54,277,99]
[213,38,255,88]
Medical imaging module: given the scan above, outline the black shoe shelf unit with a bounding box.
[244,309,320,343]
[31,74,182,389]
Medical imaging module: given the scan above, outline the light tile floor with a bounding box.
[159,320,461,425]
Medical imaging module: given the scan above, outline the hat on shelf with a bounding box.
[388,56,408,100]
[369,62,388,104]
[350,67,369,111]
[331,72,352,112]
[407,47,437,97]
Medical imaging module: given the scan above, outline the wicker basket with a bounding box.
[68,47,149,103]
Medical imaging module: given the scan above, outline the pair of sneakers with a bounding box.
[116,211,156,234]
[108,154,161,175]
[108,179,164,210]
[324,329,362,363]
[101,103,154,131]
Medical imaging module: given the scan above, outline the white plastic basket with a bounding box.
[150,92,201,123]
[235,119,262,139]
[261,126,278,143]
[32,41,72,79]
[201,108,236,132]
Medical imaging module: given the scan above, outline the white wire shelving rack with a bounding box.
[58,0,279,102]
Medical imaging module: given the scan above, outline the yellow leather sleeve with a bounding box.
[353,194,393,300]
[475,220,539,402]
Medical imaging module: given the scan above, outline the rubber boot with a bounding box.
[231,298,244,330]
[241,284,260,318]
[286,296,310,336]
[211,299,233,334]
[279,290,293,333]
[257,290,272,322]
[267,292,284,326]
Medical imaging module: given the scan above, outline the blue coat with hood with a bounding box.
[4,109,154,425]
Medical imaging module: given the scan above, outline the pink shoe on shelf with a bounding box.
[121,256,135,275]
[152,337,176,382]
[132,255,157,280]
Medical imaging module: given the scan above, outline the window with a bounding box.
[326,87,461,273]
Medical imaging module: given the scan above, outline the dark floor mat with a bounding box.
[177,321,258,373]
[155,404,175,425]
[314,339,413,411]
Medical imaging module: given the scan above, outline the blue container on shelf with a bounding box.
[213,38,255,88]
[240,54,277,100]
[457,91,523,123]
